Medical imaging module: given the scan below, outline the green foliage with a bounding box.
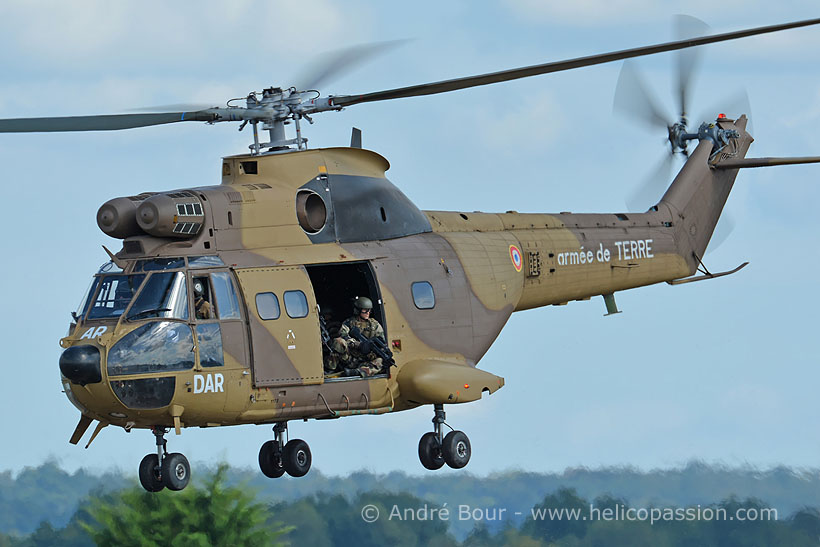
[507,490,820,547]
[272,491,458,547]
[7,461,820,540]
[80,464,290,547]
[522,487,588,543]
[463,522,541,547]
[6,462,820,545]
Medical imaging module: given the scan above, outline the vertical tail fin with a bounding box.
[659,116,752,267]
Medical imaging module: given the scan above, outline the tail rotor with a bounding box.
[614,15,751,220]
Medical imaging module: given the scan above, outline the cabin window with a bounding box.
[211,272,241,319]
[284,290,309,318]
[256,292,280,320]
[107,322,195,376]
[411,281,435,309]
[196,323,224,367]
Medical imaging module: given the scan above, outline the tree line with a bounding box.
[2,464,820,546]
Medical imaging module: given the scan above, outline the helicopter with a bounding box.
[3,16,819,492]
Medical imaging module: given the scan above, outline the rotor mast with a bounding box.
[241,87,339,154]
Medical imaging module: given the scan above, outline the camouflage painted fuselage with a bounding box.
[60,117,751,435]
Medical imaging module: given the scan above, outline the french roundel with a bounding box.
[509,245,523,272]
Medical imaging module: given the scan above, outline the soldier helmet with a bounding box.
[353,296,373,312]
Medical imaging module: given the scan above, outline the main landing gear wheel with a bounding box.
[283,439,312,477]
[138,427,191,492]
[418,432,445,470]
[417,404,472,470]
[138,453,164,492]
[442,430,471,469]
[259,422,312,478]
[162,453,191,491]
[259,440,286,478]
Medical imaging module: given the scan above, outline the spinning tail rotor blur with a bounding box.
[614,15,751,227]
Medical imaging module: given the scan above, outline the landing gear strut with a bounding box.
[418,404,471,470]
[138,427,191,492]
[258,422,312,478]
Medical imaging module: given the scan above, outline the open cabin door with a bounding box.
[234,266,323,387]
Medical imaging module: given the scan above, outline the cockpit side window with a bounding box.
[87,274,146,320]
[211,272,241,320]
[127,272,188,321]
[196,324,224,367]
[192,276,214,320]
[76,277,100,319]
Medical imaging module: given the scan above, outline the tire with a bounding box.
[258,440,285,478]
[282,439,312,477]
[138,454,164,492]
[418,432,445,470]
[442,430,471,469]
[161,452,191,491]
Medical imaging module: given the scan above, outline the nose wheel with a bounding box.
[418,404,471,470]
[138,427,191,492]
[258,422,312,478]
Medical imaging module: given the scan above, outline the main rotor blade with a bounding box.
[675,15,710,121]
[294,40,408,91]
[332,17,820,107]
[128,103,223,113]
[613,61,670,130]
[0,111,218,133]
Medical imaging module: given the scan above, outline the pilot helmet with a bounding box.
[193,280,206,297]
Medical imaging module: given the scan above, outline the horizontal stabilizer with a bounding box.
[714,156,820,169]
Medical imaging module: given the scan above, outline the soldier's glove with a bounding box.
[358,340,372,355]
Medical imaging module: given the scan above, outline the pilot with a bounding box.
[336,296,385,377]
[193,279,212,320]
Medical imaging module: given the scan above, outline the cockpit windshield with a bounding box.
[81,269,189,321]
[86,274,146,320]
[127,271,188,321]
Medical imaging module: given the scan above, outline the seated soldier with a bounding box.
[335,296,385,377]
[325,337,352,374]
[320,307,348,375]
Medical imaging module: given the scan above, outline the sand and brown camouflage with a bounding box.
[59,116,751,443]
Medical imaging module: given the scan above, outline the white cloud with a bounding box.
[0,0,352,71]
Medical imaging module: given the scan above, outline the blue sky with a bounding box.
[0,1,818,478]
